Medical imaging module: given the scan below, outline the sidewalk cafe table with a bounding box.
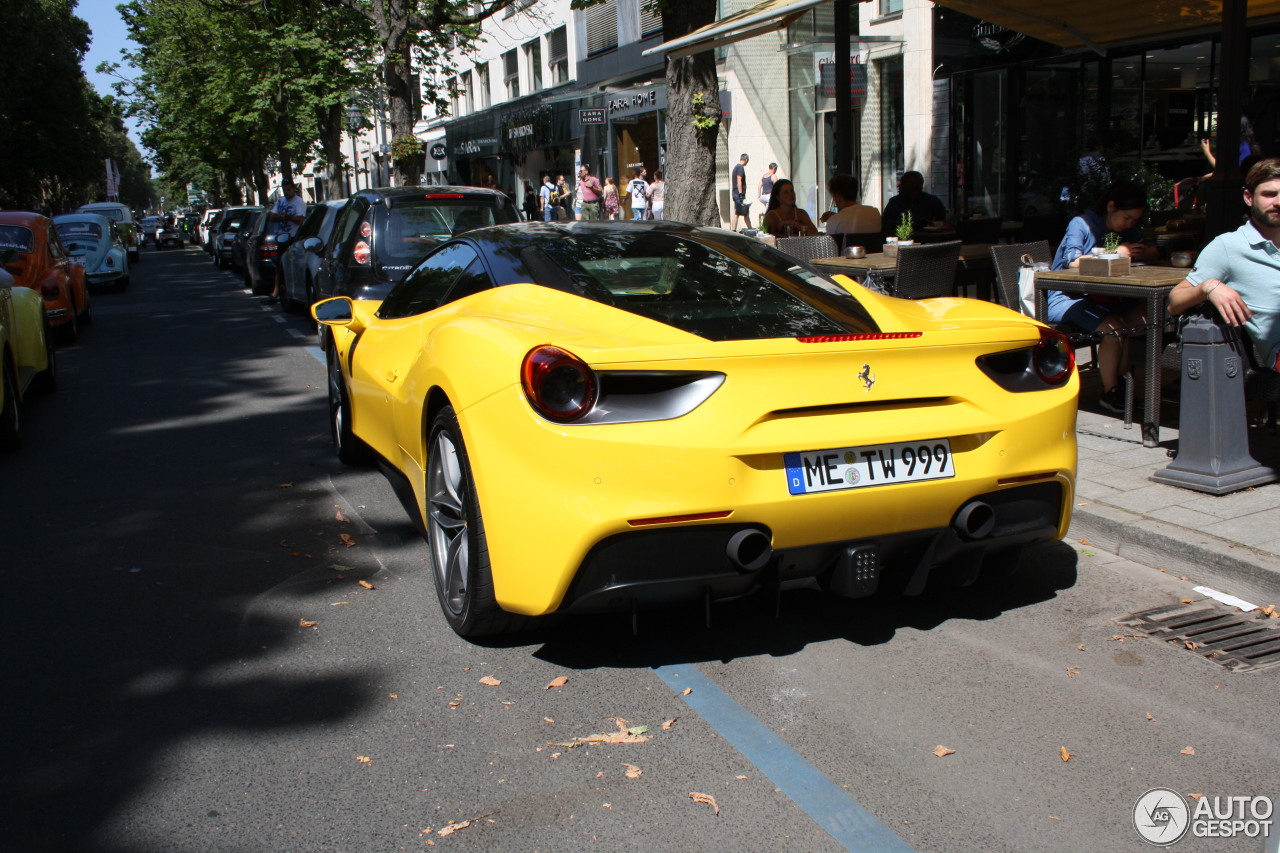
[811,243,995,299]
[1033,265,1187,447]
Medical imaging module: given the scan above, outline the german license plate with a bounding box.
[784,439,954,495]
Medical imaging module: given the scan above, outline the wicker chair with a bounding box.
[989,240,1050,314]
[892,240,961,299]
[775,235,838,264]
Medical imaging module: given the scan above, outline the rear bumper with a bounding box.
[560,481,1065,612]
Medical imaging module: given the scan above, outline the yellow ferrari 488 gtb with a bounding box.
[314,222,1077,637]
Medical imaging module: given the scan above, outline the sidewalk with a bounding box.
[1067,380,1280,607]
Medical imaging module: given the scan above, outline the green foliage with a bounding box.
[1064,148,1176,213]
[391,134,424,166]
[1103,231,1121,254]
[895,211,914,241]
[690,92,719,133]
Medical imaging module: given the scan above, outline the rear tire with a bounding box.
[327,346,373,466]
[426,405,531,637]
[0,357,21,452]
[57,301,79,344]
[33,320,57,394]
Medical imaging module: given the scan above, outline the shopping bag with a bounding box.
[1016,254,1047,317]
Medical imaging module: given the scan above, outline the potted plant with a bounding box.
[1080,230,1131,276]
[1099,231,1121,258]
[884,212,914,257]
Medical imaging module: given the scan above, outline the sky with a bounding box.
[79,1,147,153]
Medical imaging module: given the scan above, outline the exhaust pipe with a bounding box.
[726,529,772,572]
[953,500,996,541]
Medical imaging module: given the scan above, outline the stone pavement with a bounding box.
[1067,381,1280,608]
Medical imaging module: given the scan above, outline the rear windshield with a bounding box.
[56,221,105,243]
[516,230,880,341]
[81,206,125,222]
[0,225,35,253]
[374,197,517,270]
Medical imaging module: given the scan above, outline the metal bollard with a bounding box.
[1152,313,1276,494]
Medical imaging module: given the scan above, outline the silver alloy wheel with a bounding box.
[427,428,468,617]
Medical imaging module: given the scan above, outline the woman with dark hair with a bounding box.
[1048,181,1161,414]
[763,179,817,236]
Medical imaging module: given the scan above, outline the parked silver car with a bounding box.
[278,199,343,314]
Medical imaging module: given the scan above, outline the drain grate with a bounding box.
[1117,601,1280,673]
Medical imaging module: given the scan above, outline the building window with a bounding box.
[462,70,474,114]
[879,0,902,16]
[504,49,520,100]
[548,26,568,85]
[639,3,662,40]
[476,62,490,109]
[585,0,618,57]
[503,0,537,16]
[447,75,460,117]
[525,38,543,91]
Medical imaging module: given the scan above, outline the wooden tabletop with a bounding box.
[1034,265,1188,287]
[812,242,995,272]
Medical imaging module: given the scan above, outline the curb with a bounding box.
[1070,502,1280,607]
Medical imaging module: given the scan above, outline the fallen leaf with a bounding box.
[569,718,651,745]
[1189,793,1203,799]
[1180,746,1196,756]
[628,725,650,736]
[357,579,375,590]
[931,745,955,758]
[1079,538,1090,545]
[479,675,501,686]
[1262,604,1278,619]
[662,717,679,731]
[1065,666,1080,678]
[276,482,294,488]
[1146,713,1155,721]
[1184,640,1199,650]
[544,717,555,724]
[356,755,372,763]
[622,764,642,779]
[298,619,318,628]
[735,775,748,780]
[1077,502,1088,506]
[1180,598,1196,604]
[1060,746,1074,762]
[601,803,611,808]
[545,676,569,690]
[1077,644,1086,651]
[689,792,720,815]
[389,694,398,699]
[681,688,693,696]
[1049,816,1062,820]
[336,511,349,522]
[339,534,355,547]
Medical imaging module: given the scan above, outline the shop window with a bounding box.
[585,0,618,57]
[548,27,569,85]
[504,50,520,100]
[526,38,543,92]
[639,3,662,40]
[878,54,904,206]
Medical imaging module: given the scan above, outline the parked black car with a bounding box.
[314,186,519,306]
[279,199,343,313]
[243,204,312,296]
[211,206,259,270]
[229,209,264,275]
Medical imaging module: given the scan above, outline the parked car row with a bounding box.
[0,262,56,451]
[0,211,92,343]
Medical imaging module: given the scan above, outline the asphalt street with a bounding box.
[1,244,1276,853]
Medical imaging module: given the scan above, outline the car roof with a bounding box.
[54,213,112,224]
[0,211,50,227]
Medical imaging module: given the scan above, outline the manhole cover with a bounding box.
[1117,601,1280,673]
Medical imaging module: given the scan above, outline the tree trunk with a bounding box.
[385,49,422,186]
[661,1,721,227]
[318,103,348,199]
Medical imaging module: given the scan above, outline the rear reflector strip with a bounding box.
[628,510,732,527]
[424,193,466,199]
[998,472,1056,485]
[796,332,923,343]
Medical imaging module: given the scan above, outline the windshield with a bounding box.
[514,229,880,341]
[57,222,105,245]
[374,197,517,270]
[0,225,35,254]
[81,206,125,222]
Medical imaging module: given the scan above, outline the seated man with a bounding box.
[881,170,946,238]
[820,174,881,235]
[1167,158,1280,371]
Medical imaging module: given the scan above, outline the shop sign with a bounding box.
[579,108,606,125]
[429,142,447,160]
[817,56,867,106]
[971,22,1025,53]
[605,87,666,121]
[454,137,497,156]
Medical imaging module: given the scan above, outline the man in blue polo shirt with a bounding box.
[1168,158,1280,369]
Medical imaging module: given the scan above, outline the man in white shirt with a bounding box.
[820,174,881,235]
[627,168,649,220]
[265,181,307,304]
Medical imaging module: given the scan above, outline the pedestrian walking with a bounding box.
[539,174,555,222]
[602,177,620,220]
[649,171,665,220]
[577,165,603,220]
[757,162,777,228]
[731,153,750,231]
[627,168,649,221]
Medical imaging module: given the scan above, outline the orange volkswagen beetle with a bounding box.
[0,211,91,342]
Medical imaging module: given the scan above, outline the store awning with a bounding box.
[641,0,835,60]
[932,0,1280,55]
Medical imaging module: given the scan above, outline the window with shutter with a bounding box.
[548,26,568,85]
[504,49,520,99]
[584,0,617,57]
[639,4,662,40]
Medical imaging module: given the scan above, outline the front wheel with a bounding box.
[327,346,373,466]
[426,406,529,637]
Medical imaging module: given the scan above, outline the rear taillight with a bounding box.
[352,240,371,265]
[259,243,279,260]
[359,220,372,238]
[521,346,597,422]
[1032,328,1074,384]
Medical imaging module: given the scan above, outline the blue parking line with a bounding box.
[652,663,915,853]
[306,345,325,366]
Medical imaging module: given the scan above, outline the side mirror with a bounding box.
[313,296,355,324]
[276,232,291,246]
[303,237,324,254]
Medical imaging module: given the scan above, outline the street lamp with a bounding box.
[346,103,364,193]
